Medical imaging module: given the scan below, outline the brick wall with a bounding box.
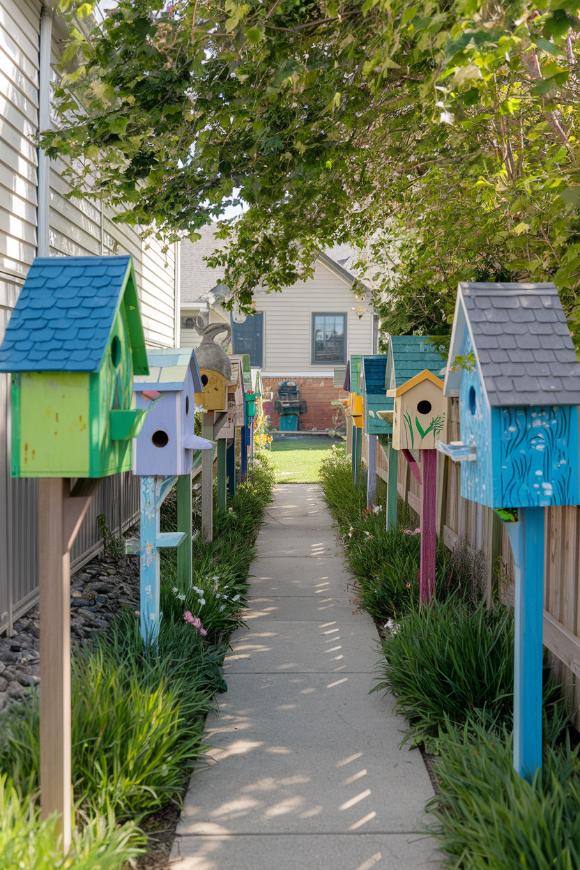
[262,377,347,431]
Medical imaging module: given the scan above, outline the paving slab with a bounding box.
[245,594,359,622]
[176,673,432,835]
[255,526,343,558]
[172,484,436,868]
[224,619,380,674]
[171,833,438,870]
[248,556,354,597]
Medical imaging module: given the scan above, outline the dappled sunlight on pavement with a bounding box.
[171,484,438,869]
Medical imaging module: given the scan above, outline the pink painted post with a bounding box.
[420,449,437,604]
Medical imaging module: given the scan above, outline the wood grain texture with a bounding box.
[420,450,437,604]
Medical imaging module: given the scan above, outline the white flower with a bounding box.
[172,586,178,594]
[385,618,400,636]
[177,593,186,602]
[198,598,206,607]
[219,605,225,612]
[372,505,382,514]
[232,594,240,602]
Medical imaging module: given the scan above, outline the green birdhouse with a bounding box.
[0,256,149,478]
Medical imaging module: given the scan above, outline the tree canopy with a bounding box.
[50,1,579,335]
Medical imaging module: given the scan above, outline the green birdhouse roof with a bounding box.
[386,336,446,390]
[0,256,148,375]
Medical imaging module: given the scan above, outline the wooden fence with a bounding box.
[365,398,580,728]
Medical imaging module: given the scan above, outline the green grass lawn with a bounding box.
[269,435,343,483]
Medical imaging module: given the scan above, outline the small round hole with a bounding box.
[152,430,169,448]
[417,399,432,415]
[469,386,476,415]
[185,396,190,416]
[201,374,209,386]
[111,335,121,368]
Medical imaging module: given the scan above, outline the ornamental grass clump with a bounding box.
[0,621,212,819]
[429,721,580,869]
[376,598,567,748]
[0,774,143,870]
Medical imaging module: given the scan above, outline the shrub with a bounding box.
[376,598,567,747]
[0,774,143,869]
[429,721,580,869]
[0,619,212,818]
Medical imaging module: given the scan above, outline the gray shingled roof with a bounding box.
[460,282,580,407]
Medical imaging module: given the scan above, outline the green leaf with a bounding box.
[560,187,580,210]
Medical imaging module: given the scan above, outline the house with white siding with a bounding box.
[0,0,179,632]
[181,226,377,431]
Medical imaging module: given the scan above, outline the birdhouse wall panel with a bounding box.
[196,370,228,411]
[90,304,134,477]
[392,380,447,451]
[134,392,182,476]
[456,334,496,507]
[495,405,580,508]
[13,372,90,477]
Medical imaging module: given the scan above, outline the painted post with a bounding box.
[366,433,377,509]
[241,425,248,480]
[139,476,160,643]
[227,435,236,497]
[352,427,362,484]
[420,449,437,604]
[201,411,214,541]
[506,509,545,781]
[386,443,398,531]
[176,474,192,593]
[217,438,228,510]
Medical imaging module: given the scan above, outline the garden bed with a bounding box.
[0,454,274,868]
[319,448,580,868]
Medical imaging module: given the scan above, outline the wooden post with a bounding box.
[227,435,236,497]
[38,478,95,852]
[241,424,248,480]
[176,474,192,593]
[139,476,160,643]
[506,509,545,781]
[201,411,214,542]
[386,442,398,531]
[420,449,437,604]
[366,433,377,509]
[217,438,228,510]
[346,415,353,456]
[352,427,362,484]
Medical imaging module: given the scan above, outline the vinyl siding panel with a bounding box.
[0,0,39,280]
[0,2,178,633]
[255,259,374,374]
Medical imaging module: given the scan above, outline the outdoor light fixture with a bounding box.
[352,303,367,319]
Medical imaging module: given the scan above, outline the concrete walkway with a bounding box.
[171,484,437,869]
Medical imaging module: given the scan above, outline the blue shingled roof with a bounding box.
[0,256,145,373]
[362,355,387,395]
[387,336,447,390]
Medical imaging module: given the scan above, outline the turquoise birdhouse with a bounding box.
[440,282,580,509]
[439,281,580,784]
[361,355,391,435]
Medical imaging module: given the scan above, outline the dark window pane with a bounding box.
[231,313,264,367]
[312,313,346,363]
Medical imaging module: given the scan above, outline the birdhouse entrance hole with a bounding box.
[201,374,209,386]
[111,335,121,367]
[152,430,169,448]
[417,399,432,415]
[469,386,476,415]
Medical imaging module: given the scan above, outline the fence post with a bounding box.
[176,474,193,593]
[217,438,228,511]
[367,433,377,509]
[386,443,398,531]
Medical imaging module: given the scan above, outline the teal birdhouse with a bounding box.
[361,355,391,435]
[0,256,149,478]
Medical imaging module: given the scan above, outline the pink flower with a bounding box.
[183,611,208,637]
[402,528,421,536]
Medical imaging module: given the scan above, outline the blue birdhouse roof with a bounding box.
[0,256,148,374]
[387,336,447,390]
[445,282,580,407]
[133,348,203,393]
[362,355,388,396]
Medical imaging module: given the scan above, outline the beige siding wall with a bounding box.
[0,0,177,348]
[255,259,374,375]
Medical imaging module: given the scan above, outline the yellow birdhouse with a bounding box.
[194,322,232,412]
[389,370,447,451]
